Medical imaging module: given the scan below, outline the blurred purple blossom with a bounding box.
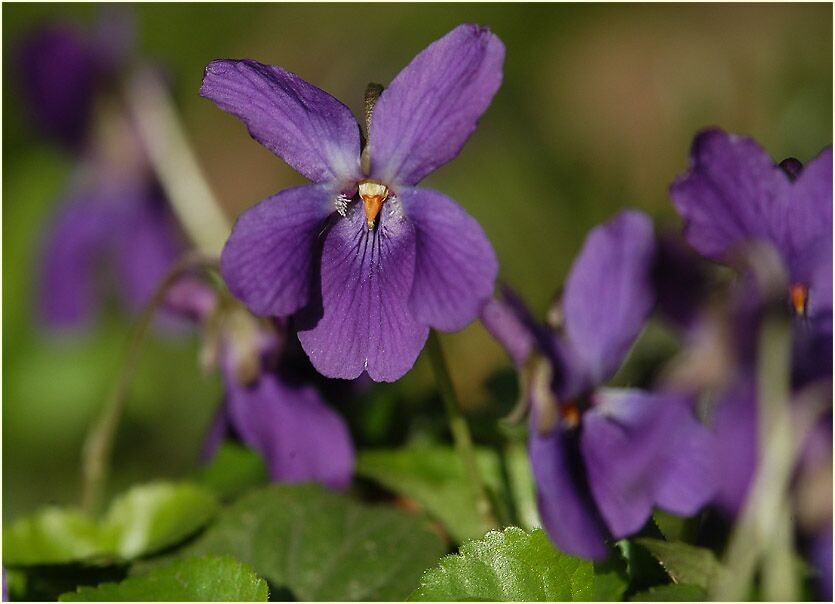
[21,12,185,329]
[167,278,355,490]
[670,130,833,519]
[200,24,503,382]
[482,210,715,560]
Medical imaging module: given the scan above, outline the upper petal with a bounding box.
[670,128,790,261]
[224,370,355,490]
[369,24,504,186]
[480,297,535,368]
[220,184,335,318]
[297,202,429,382]
[562,210,656,385]
[200,59,362,184]
[781,146,833,262]
[581,389,714,537]
[401,188,497,331]
[529,416,610,560]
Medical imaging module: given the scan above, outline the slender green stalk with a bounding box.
[426,331,497,531]
[80,253,214,514]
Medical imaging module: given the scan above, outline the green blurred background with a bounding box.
[3,3,832,520]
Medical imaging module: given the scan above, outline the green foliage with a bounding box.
[4,482,218,566]
[635,539,721,589]
[356,445,504,542]
[629,583,706,601]
[168,483,446,601]
[195,442,268,500]
[58,556,268,601]
[409,527,608,601]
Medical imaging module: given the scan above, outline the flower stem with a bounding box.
[123,67,230,257]
[80,252,215,514]
[426,330,497,531]
[709,315,827,601]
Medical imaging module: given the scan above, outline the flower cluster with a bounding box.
[21,11,183,329]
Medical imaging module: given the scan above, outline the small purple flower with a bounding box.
[670,128,832,351]
[21,13,185,329]
[482,210,715,560]
[200,24,503,382]
[167,278,355,490]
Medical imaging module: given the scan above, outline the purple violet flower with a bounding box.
[670,129,833,370]
[200,24,503,382]
[482,210,715,560]
[21,14,185,329]
[670,129,833,517]
[166,278,355,490]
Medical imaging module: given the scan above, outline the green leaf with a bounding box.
[630,583,706,601]
[171,483,446,601]
[356,445,505,542]
[3,508,107,565]
[59,556,268,601]
[196,442,268,500]
[4,482,218,566]
[101,482,219,559]
[636,539,721,589]
[409,527,596,601]
[593,550,629,601]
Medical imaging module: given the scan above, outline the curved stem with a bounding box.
[80,252,216,514]
[426,331,497,531]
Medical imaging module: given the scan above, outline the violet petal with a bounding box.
[39,190,111,327]
[18,23,99,148]
[582,389,714,537]
[297,203,428,382]
[401,187,498,331]
[369,24,504,186]
[115,190,182,314]
[670,128,790,262]
[225,371,354,490]
[530,412,610,560]
[480,297,534,368]
[712,376,757,517]
[562,210,656,385]
[221,184,335,317]
[200,59,362,185]
[781,146,832,264]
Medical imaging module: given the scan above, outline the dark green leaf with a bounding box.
[593,550,629,601]
[196,442,268,500]
[630,583,706,601]
[636,539,720,589]
[409,527,596,601]
[59,556,268,601]
[356,445,504,542]
[173,483,446,601]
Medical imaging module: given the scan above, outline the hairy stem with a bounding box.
[80,253,215,514]
[426,331,497,531]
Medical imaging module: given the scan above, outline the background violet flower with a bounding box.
[167,278,355,490]
[200,24,503,382]
[482,210,716,560]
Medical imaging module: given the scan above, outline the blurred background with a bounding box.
[3,3,832,521]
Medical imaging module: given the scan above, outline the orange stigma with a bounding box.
[358,180,389,229]
[561,401,581,429]
[790,282,809,316]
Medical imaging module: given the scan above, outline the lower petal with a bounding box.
[582,389,714,537]
[401,188,498,331]
[225,370,354,490]
[221,184,335,317]
[530,417,610,560]
[297,203,428,382]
